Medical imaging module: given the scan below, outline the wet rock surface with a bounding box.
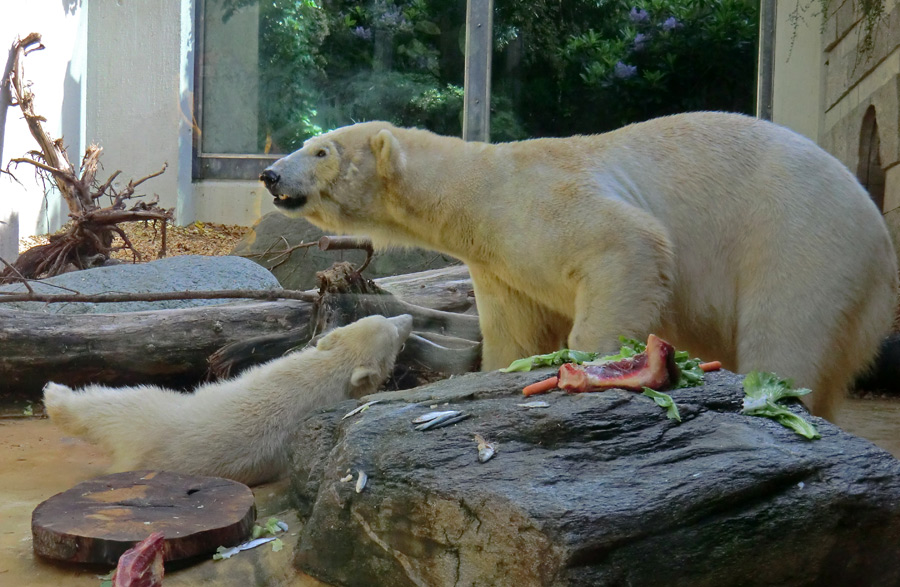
[290,370,900,587]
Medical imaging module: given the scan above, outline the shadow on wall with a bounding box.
[61,59,82,174]
[0,42,16,165]
[0,211,19,264]
[61,0,82,16]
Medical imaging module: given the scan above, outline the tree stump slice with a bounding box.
[32,470,256,565]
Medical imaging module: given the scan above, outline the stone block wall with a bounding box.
[818,0,900,264]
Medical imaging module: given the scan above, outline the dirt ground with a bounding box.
[19,221,251,261]
[0,411,324,586]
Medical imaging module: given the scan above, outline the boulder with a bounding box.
[0,255,280,314]
[231,212,460,290]
[289,369,900,587]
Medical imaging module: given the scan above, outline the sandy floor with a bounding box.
[0,417,324,586]
[0,419,113,585]
[1,397,898,585]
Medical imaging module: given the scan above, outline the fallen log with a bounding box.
[0,300,313,393]
[0,266,478,395]
[208,263,480,380]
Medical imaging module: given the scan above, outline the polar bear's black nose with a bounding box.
[259,169,280,192]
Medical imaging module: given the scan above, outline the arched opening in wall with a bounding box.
[858,105,886,212]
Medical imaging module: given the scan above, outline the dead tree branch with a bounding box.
[0,288,318,304]
[2,32,173,282]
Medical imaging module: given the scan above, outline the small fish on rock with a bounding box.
[517,401,550,408]
[356,470,368,493]
[413,410,460,424]
[474,433,496,463]
[342,400,380,420]
[414,411,470,430]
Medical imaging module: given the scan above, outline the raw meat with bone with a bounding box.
[557,334,679,392]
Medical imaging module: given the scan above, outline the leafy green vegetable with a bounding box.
[250,517,287,540]
[641,388,681,422]
[741,371,820,439]
[596,336,646,361]
[673,351,704,389]
[500,348,598,372]
[264,517,284,536]
[23,404,33,417]
[99,569,115,587]
[271,538,284,552]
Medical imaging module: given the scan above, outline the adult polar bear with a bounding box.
[260,112,898,420]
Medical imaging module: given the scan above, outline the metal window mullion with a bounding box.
[192,0,206,180]
[463,0,493,142]
[756,0,776,121]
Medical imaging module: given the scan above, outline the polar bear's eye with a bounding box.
[316,149,327,158]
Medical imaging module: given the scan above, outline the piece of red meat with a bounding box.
[113,532,165,587]
[557,334,679,392]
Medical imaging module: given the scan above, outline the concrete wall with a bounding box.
[0,1,87,258]
[772,0,823,142]
[818,0,900,259]
[85,0,196,224]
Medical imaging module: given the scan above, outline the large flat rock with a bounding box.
[289,370,900,587]
[1,255,280,313]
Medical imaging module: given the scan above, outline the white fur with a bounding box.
[43,314,413,485]
[266,112,898,420]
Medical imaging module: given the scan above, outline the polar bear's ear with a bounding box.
[350,365,381,389]
[370,129,406,179]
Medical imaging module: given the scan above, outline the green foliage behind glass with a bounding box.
[239,0,758,151]
[256,0,468,152]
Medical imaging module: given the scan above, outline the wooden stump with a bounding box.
[32,470,256,565]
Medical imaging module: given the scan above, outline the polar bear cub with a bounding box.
[43,314,413,486]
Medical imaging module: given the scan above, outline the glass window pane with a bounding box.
[201,0,467,156]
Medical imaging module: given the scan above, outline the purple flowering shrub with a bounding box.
[492,0,758,136]
[560,0,757,132]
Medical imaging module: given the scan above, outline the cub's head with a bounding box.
[260,121,407,235]
[315,314,413,397]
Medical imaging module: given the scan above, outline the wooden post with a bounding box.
[463,0,493,142]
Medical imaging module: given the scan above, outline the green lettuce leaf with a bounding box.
[641,388,682,422]
[500,348,599,372]
[673,351,705,389]
[741,371,819,439]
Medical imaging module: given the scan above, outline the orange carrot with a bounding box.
[523,376,559,396]
[699,361,722,372]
